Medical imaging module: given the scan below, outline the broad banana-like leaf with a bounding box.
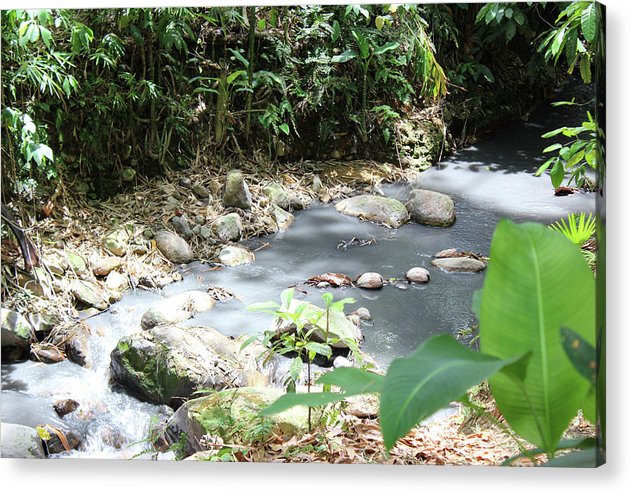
[479,220,595,456]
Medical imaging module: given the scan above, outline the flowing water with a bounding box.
[1,100,596,459]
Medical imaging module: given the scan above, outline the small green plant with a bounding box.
[549,212,596,245]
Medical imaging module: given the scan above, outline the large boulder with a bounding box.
[154,230,193,264]
[223,170,252,210]
[162,387,309,456]
[211,213,243,243]
[0,423,47,459]
[90,255,123,277]
[1,308,34,360]
[272,299,362,349]
[110,325,270,407]
[263,182,290,210]
[405,189,455,227]
[431,257,486,273]
[335,195,409,228]
[69,280,109,310]
[218,245,255,267]
[140,291,216,330]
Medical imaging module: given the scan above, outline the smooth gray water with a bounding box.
[1,100,597,458]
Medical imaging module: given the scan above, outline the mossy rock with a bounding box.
[396,119,445,170]
[335,195,409,228]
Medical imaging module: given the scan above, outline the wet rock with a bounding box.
[105,270,128,292]
[288,191,311,211]
[406,267,430,283]
[431,257,486,273]
[140,291,216,330]
[1,423,47,459]
[263,183,290,210]
[223,170,252,210]
[69,280,109,310]
[347,314,361,326]
[110,325,269,407]
[211,213,243,243]
[333,356,354,368]
[406,189,455,227]
[29,343,66,364]
[40,425,81,454]
[335,195,409,228]
[28,313,58,338]
[354,307,372,321]
[192,183,210,199]
[155,230,193,264]
[311,175,323,193]
[170,216,193,241]
[1,308,34,357]
[435,248,458,258]
[163,387,309,456]
[272,205,294,231]
[51,322,92,367]
[103,227,132,257]
[272,299,362,349]
[90,255,123,277]
[218,245,255,267]
[54,399,80,418]
[356,272,384,289]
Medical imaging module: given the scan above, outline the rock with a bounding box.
[17,269,51,298]
[110,325,269,407]
[333,356,353,368]
[143,228,155,240]
[263,183,290,210]
[170,216,193,241]
[29,343,66,364]
[103,227,131,256]
[53,399,80,418]
[311,175,323,193]
[155,230,193,264]
[223,170,252,210]
[345,393,380,418]
[1,309,34,356]
[272,205,294,231]
[192,183,210,199]
[405,189,456,227]
[435,248,458,258]
[41,425,81,454]
[105,271,128,292]
[44,250,68,275]
[51,322,92,367]
[90,256,123,276]
[218,245,255,267]
[335,195,409,228]
[66,251,89,276]
[28,313,58,337]
[288,191,311,211]
[347,314,361,326]
[355,272,384,289]
[272,299,362,349]
[162,387,309,456]
[354,307,372,321]
[211,213,243,243]
[69,280,109,310]
[179,177,192,188]
[199,226,211,239]
[406,267,430,283]
[0,423,47,459]
[192,225,201,236]
[431,257,486,273]
[140,291,216,330]
[396,119,444,170]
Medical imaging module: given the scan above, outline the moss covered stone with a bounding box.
[335,195,409,228]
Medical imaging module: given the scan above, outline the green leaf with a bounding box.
[229,48,249,68]
[278,123,290,135]
[543,447,598,467]
[304,341,332,358]
[550,160,565,188]
[379,334,524,451]
[581,2,597,43]
[331,50,357,63]
[579,54,592,84]
[479,221,595,456]
[317,367,384,394]
[560,327,596,385]
[246,300,280,313]
[543,143,563,153]
[261,391,348,416]
[227,70,246,85]
[375,16,385,30]
[257,18,266,31]
[374,41,399,56]
[280,288,294,308]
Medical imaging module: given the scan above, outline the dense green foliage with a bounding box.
[2,3,569,202]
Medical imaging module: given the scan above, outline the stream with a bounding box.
[1,99,596,459]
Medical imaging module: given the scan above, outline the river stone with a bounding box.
[105,270,128,291]
[272,205,294,231]
[354,307,372,321]
[263,182,290,210]
[288,191,311,211]
[44,250,69,275]
[431,257,486,273]
[223,170,252,209]
[333,356,353,368]
[110,325,269,407]
[199,226,212,239]
[90,255,123,276]
[103,227,131,257]
[211,213,243,243]
[356,272,384,289]
[53,399,80,418]
[69,280,110,310]
[405,189,456,227]
[163,387,309,456]
[170,216,193,241]
[66,251,89,276]
[192,183,210,199]
[1,308,34,353]
[406,267,430,283]
[140,291,216,330]
[335,195,409,228]
[30,343,66,364]
[218,245,255,267]
[311,175,323,193]
[155,230,193,264]
[435,248,458,258]
[50,322,92,367]
[272,299,362,349]
[0,423,47,459]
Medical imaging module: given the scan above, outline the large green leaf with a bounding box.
[379,334,525,451]
[581,2,597,43]
[479,220,595,456]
